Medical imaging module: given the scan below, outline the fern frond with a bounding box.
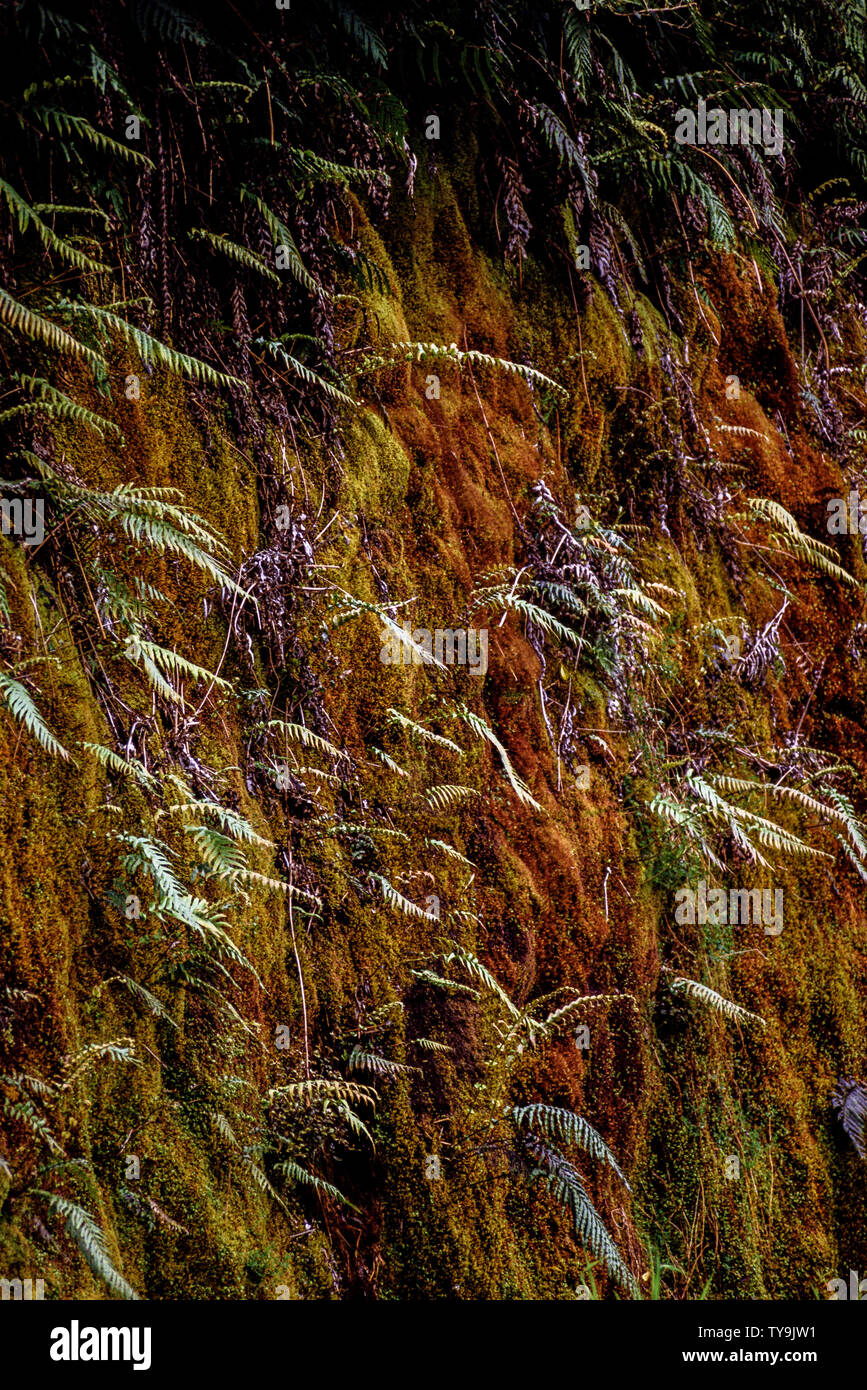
[452,702,541,811]
[95,974,176,1028]
[386,708,463,753]
[513,1104,630,1189]
[0,287,105,370]
[525,1137,638,1297]
[0,179,109,273]
[267,719,344,761]
[0,671,70,761]
[442,947,521,1019]
[424,783,479,813]
[385,341,567,399]
[28,104,154,168]
[46,1195,140,1299]
[348,1047,419,1078]
[2,374,121,438]
[240,188,325,297]
[666,974,766,1029]
[266,1079,378,1108]
[82,741,155,788]
[370,872,439,921]
[273,1159,356,1208]
[189,228,281,283]
[59,300,244,392]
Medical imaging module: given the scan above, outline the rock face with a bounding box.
[0,2,866,1301]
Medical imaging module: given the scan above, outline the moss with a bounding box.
[3,133,867,1306]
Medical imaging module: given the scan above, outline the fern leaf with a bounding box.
[667,974,766,1029]
[47,1195,140,1299]
[274,1159,356,1208]
[0,671,70,760]
[0,287,106,370]
[513,1104,631,1189]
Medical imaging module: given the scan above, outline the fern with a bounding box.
[739,497,857,586]
[525,1137,638,1297]
[370,872,439,922]
[266,1079,377,1108]
[386,708,463,754]
[0,178,109,273]
[255,337,356,408]
[240,188,325,298]
[82,741,155,788]
[95,974,177,1028]
[831,1077,867,1158]
[24,104,154,169]
[348,1047,419,1078]
[512,1104,630,1189]
[0,671,70,761]
[452,702,541,811]
[189,228,280,283]
[424,783,479,813]
[45,1195,140,1300]
[666,973,767,1030]
[266,719,344,762]
[442,946,522,1020]
[0,287,105,370]
[58,299,244,392]
[2,374,121,439]
[380,341,567,399]
[273,1158,356,1208]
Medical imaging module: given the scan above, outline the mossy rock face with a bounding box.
[3,89,867,1306]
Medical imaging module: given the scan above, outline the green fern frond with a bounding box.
[167,797,271,846]
[348,1046,419,1078]
[370,872,439,921]
[2,374,121,438]
[525,1137,638,1297]
[240,188,325,297]
[273,1159,356,1208]
[27,104,154,168]
[255,338,356,408]
[368,745,409,776]
[409,968,481,999]
[123,636,233,704]
[266,719,344,761]
[266,1079,378,1108]
[59,300,244,392]
[442,946,521,1019]
[384,341,567,399]
[61,1038,141,1088]
[386,708,463,753]
[0,671,70,761]
[513,1104,630,1189]
[452,702,541,811]
[46,1195,140,1299]
[424,783,479,813]
[0,288,106,370]
[0,178,109,273]
[189,228,280,283]
[81,742,155,788]
[94,974,177,1028]
[666,973,767,1029]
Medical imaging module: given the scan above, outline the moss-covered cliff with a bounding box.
[1,0,866,1301]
